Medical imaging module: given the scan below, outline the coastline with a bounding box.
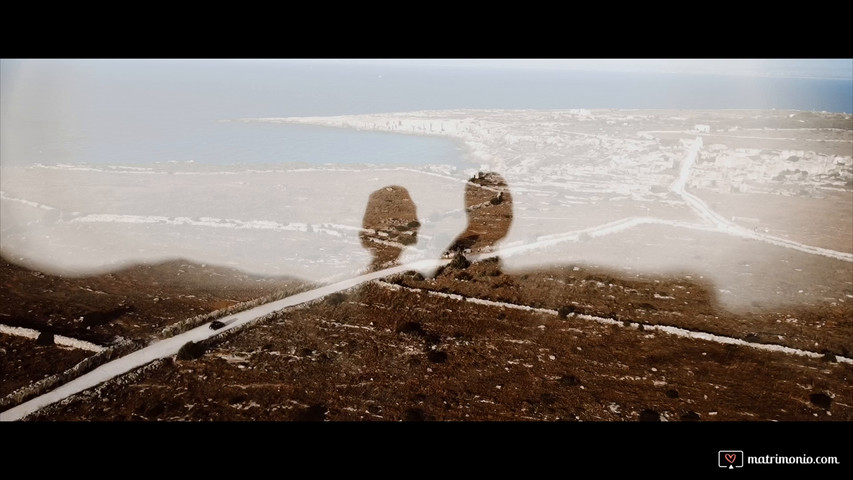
[2,108,851,312]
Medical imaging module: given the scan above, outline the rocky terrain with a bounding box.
[2,109,851,424]
[3,253,850,422]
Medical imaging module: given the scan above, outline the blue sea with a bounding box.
[2,59,851,168]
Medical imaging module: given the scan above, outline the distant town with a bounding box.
[249,109,852,201]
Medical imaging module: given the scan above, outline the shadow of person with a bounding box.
[360,185,421,272]
[444,172,513,261]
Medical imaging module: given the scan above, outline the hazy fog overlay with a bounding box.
[0,163,470,280]
[2,59,851,311]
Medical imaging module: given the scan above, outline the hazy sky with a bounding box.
[4,58,850,80]
[318,58,853,80]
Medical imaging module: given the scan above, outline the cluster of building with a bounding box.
[690,144,852,195]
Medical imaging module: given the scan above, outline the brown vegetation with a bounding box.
[10,255,851,422]
[0,255,303,400]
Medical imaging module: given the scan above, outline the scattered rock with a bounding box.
[367,405,382,415]
[456,271,473,281]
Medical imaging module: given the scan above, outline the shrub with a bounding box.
[326,292,348,306]
[404,408,427,421]
[820,350,837,363]
[176,341,206,360]
[680,411,701,422]
[639,409,661,422]
[295,403,327,422]
[809,393,832,410]
[427,351,448,363]
[396,321,425,336]
[36,332,55,346]
[557,306,577,318]
[744,333,760,343]
[448,252,470,270]
[456,271,473,282]
[406,271,425,282]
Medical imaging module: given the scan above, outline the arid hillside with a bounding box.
[7,254,850,422]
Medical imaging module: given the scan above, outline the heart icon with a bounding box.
[725,453,737,464]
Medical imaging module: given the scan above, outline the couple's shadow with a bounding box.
[360,172,513,273]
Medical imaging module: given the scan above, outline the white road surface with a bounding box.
[675,138,853,262]
[0,259,447,421]
[2,137,850,421]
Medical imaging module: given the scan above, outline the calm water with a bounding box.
[8,120,467,167]
[3,60,851,168]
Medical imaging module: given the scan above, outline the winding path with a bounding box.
[673,137,852,262]
[0,259,446,421]
[2,137,851,421]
